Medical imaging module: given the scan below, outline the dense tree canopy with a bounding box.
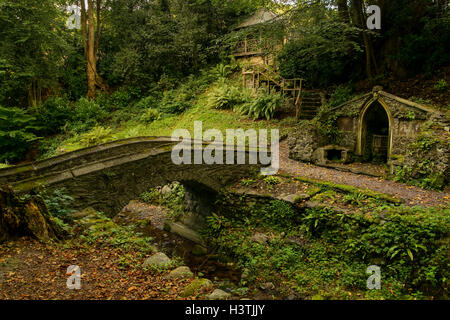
[0,0,448,163]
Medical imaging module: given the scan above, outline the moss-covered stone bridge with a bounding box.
[0,137,263,216]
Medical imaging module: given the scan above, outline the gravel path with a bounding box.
[279,141,449,207]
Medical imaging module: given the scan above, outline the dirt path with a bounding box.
[279,141,449,207]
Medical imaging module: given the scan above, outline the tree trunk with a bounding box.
[86,0,97,99]
[80,0,88,60]
[0,187,65,243]
[351,0,378,79]
[337,0,350,23]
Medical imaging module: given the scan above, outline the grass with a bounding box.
[49,95,298,156]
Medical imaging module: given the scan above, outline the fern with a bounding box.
[237,91,284,120]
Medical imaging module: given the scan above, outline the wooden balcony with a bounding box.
[232,39,265,57]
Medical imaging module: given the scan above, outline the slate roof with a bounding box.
[235,8,278,29]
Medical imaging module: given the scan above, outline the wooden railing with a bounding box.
[233,39,266,56]
[242,64,304,117]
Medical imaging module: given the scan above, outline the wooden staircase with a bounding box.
[242,64,303,117]
[242,64,323,119]
[298,91,323,120]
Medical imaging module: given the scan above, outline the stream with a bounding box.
[113,200,243,293]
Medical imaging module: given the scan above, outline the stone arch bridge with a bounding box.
[0,137,263,217]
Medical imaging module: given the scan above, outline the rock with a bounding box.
[164,222,203,244]
[279,194,297,203]
[192,244,208,256]
[251,232,269,244]
[161,185,172,197]
[72,207,97,219]
[240,268,250,281]
[286,236,306,247]
[260,282,275,290]
[208,289,231,300]
[304,201,321,209]
[142,252,171,268]
[164,266,193,280]
[181,278,214,297]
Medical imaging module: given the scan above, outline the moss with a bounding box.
[181,278,213,297]
[295,177,403,204]
[12,165,33,174]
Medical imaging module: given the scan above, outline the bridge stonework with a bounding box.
[0,137,262,217]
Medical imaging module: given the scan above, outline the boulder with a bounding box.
[164,222,203,244]
[164,266,193,280]
[161,185,172,197]
[181,278,214,297]
[208,289,231,300]
[251,232,269,244]
[143,252,171,268]
[260,282,275,290]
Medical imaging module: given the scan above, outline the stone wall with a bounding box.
[287,88,447,184]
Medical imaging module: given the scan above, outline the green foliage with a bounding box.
[394,131,446,190]
[240,178,255,186]
[206,190,449,299]
[237,90,284,120]
[394,13,450,75]
[140,108,161,123]
[140,183,186,221]
[206,83,250,110]
[0,106,40,162]
[0,0,69,107]
[263,176,281,186]
[211,63,236,79]
[34,97,72,135]
[314,111,340,145]
[44,189,75,222]
[434,79,448,92]
[343,192,367,206]
[328,85,353,107]
[79,211,155,255]
[277,3,361,87]
[79,126,113,147]
[68,98,108,134]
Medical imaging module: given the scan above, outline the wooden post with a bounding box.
[295,79,303,119]
[252,69,255,89]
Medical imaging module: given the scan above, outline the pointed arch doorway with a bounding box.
[358,100,392,163]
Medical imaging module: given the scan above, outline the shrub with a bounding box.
[211,63,237,79]
[44,189,75,222]
[35,96,72,135]
[237,90,284,120]
[0,105,40,162]
[135,95,159,110]
[109,86,142,110]
[79,125,113,147]
[158,90,192,114]
[140,108,161,123]
[69,98,108,133]
[206,83,248,110]
[328,85,353,107]
[434,79,448,92]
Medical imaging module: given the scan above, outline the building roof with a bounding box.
[235,8,278,30]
